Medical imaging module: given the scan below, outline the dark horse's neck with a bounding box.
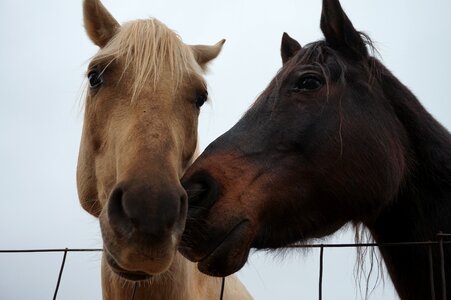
[367,63,451,300]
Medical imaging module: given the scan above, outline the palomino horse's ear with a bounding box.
[281,32,302,65]
[83,0,120,47]
[320,0,367,59]
[191,39,226,69]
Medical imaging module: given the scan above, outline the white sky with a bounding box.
[1,0,450,299]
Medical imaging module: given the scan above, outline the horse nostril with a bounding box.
[183,172,219,212]
[108,186,134,236]
[186,182,208,200]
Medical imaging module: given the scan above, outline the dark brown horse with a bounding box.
[180,0,451,299]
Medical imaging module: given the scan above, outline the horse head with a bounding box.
[77,0,224,280]
[180,0,409,278]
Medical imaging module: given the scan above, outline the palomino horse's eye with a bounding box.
[195,92,208,108]
[295,75,323,92]
[88,70,103,89]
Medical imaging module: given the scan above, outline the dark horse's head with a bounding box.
[181,0,411,276]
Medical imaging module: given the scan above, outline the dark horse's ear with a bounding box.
[281,32,302,64]
[320,0,367,59]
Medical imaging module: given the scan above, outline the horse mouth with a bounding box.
[117,270,152,282]
[196,220,252,277]
[105,252,153,282]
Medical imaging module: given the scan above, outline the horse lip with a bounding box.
[197,219,251,277]
[105,252,153,282]
[198,220,248,261]
[117,270,152,281]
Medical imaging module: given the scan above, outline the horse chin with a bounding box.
[99,207,183,278]
[102,227,180,279]
[104,245,176,280]
[196,220,253,277]
[105,252,154,281]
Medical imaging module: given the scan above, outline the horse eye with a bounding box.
[88,70,103,89]
[195,92,208,108]
[295,75,323,91]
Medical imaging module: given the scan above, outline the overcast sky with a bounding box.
[1,0,450,299]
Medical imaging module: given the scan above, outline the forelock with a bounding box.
[90,18,203,100]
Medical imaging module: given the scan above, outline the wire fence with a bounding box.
[1,233,449,300]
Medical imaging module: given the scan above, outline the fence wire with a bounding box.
[1,235,450,300]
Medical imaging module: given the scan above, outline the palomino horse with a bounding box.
[78,0,251,299]
[180,0,451,299]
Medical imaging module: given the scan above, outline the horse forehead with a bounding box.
[90,18,202,96]
[280,46,349,86]
[294,42,327,63]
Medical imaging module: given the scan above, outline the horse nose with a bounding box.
[182,172,220,213]
[107,181,187,239]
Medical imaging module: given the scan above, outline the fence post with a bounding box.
[131,282,137,300]
[53,248,68,300]
[319,245,324,300]
[428,244,436,300]
[438,233,447,300]
[219,277,225,300]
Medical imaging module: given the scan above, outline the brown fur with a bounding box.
[180,0,451,299]
[78,0,251,299]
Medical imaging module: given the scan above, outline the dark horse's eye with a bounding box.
[295,75,323,92]
[195,92,208,108]
[88,70,103,89]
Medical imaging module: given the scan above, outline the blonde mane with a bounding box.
[91,18,201,100]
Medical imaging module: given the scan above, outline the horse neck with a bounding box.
[366,63,451,299]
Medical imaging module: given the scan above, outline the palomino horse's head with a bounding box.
[180,0,408,277]
[78,0,224,280]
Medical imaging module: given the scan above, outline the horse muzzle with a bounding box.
[100,179,188,278]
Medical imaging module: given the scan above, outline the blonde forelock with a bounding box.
[91,19,202,100]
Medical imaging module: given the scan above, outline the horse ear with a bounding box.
[320,0,367,59]
[191,39,226,69]
[281,32,302,64]
[83,0,120,47]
